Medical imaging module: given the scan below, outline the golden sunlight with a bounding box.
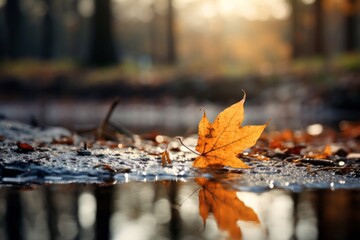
[185,0,291,21]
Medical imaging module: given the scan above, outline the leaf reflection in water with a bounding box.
[196,178,260,239]
[1,182,358,239]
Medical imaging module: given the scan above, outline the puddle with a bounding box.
[0,182,359,240]
[1,116,360,239]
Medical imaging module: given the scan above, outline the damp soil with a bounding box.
[1,119,359,191]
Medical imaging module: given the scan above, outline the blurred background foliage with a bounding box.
[0,0,359,118]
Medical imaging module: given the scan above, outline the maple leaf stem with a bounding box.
[178,187,202,207]
[166,137,200,155]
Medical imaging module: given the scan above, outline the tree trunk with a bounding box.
[88,0,117,66]
[95,186,113,240]
[168,181,181,240]
[166,0,176,64]
[4,0,22,59]
[42,0,54,59]
[6,190,23,240]
[45,188,58,240]
[150,3,159,63]
[314,0,324,56]
[290,0,301,59]
[344,0,357,52]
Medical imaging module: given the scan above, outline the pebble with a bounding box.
[77,149,91,156]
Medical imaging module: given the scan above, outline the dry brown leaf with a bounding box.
[16,142,35,152]
[161,151,171,166]
[193,93,267,168]
[306,144,332,159]
[197,178,260,239]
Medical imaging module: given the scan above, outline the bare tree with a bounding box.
[5,190,23,240]
[166,0,176,64]
[88,0,117,66]
[314,0,324,56]
[290,0,301,58]
[4,0,22,59]
[95,186,114,240]
[344,0,357,52]
[42,0,54,59]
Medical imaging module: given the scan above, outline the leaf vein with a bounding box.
[209,105,241,152]
[204,132,253,155]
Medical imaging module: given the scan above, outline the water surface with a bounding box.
[1,181,358,240]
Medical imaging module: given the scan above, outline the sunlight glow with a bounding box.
[271,0,291,19]
[113,0,153,22]
[112,213,157,240]
[200,2,218,18]
[267,192,294,240]
[0,0,6,8]
[155,135,165,143]
[295,195,318,240]
[302,0,316,5]
[195,0,291,21]
[306,124,323,136]
[115,0,290,22]
[154,199,171,223]
[78,192,96,228]
[78,0,94,17]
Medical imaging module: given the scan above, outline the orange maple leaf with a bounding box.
[197,178,260,239]
[193,93,267,168]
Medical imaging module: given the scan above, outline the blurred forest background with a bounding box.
[0,0,359,131]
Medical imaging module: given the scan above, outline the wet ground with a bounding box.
[1,119,359,190]
[0,118,359,239]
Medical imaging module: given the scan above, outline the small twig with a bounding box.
[299,158,336,166]
[97,98,120,140]
[96,98,136,142]
[108,122,136,140]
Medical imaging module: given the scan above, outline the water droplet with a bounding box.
[338,161,345,166]
[307,124,323,135]
[155,135,165,143]
[269,180,274,188]
[124,173,129,182]
[339,179,346,184]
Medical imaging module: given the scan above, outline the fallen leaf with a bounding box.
[306,144,332,159]
[340,121,360,139]
[16,142,35,152]
[197,178,260,239]
[268,129,312,149]
[193,93,267,168]
[161,151,171,166]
